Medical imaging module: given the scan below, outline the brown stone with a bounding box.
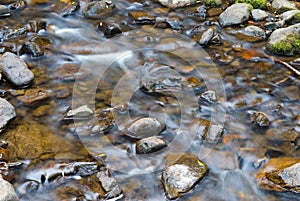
[17,88,49,106]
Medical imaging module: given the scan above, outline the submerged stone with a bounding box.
[250,111,270,127]
[199,28,214,46]
[17,88,49,106]
[82,1,114,19]
[0,98,15,130]
[162,153,208,199]
[157,0,199,8]
[256,157,300,193]
[0,176,19,201]
[135,136,167,154]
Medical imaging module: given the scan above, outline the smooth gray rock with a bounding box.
[219,3,251,27]
[0,52,34,87]
[126,117,165,139]
[244,25,266,39]
[0,5,10,17]
[162,153,208,199]
[0,98,16,130]
[135,136,167,154]
[268,23,300,46]
[281,10,300,21]
[251,9,269,21]
[66,105,93,118]
[199,28,214,46]
[0,176,19,201]
[272,0,297,12]
[157,0,198,8]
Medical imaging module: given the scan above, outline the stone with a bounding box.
[200,90,218,102]
[243,25,266,39]
[8,0,26,10]
[219,3,251,27]
[65,105,94,120]
[19,41,44,57]
[82,1,114,19]
[256,157,300,193]
[126,117,165,139]
[272,0,297,13]
[0,52,34,87]
[251,9,268,21]
[249,111,270,127]
[199,28,214,46]
[28,20,47,33]
[98,21,122,38]
[97,170,123,199]
[17,88,49,106]
[0,5,10,17]
[56,62,89,81]
[157,0,198,8]
[0,98,15,130]
[135,136,167,154]
[162,153,208,199]
[129,11,156,24]
[267,23,300,56]
[0,26,27,41]
[281,10,300,22]
[0,176,19,201]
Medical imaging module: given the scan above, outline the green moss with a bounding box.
[271,34,300,56]
[286,12,300,25]
[234,0,267,10]
[204,0,222,7]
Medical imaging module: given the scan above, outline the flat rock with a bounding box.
[281,10,300,22]
[126,117,165,139]
[0,52,34,87]
[135,136,167,154]
[82,1,114,19]
[17,88,49,106]
[243,25,266,39]
[162,153,208,199]
[272,0,297,13]
[0,98,15,130]
[157,0,198,8]
[256,157,300,193]
[251,9,269,21]
[219,3,251,27]
[0,176,19,201]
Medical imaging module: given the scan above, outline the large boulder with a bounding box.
[0,98,15,131]
[0,52,34,87]
[267,23,300,56]
[219,3,251,27]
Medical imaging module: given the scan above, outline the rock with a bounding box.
[157,0,198,8]
[203,0,221,7]
[129,11,156,24]
[97,170,123,199]
[272,0,297,13]
[264,21,284,31]
[200,90,218,102]
[204,149,238,170]
[0,26,27,41]
[51,0,80,16]
[63,105,94,121]
[82,1,114,19]
[0,176,19,201]
[126,117,165,139]
[199,28,214,46]
[8,0,26,10]
[28,20,47,33]
[98,21,122,38]
[249,111,270,127]
[267,23,300,56]
[17,88,49,106]
[206,123,224,142]
[0,98,15,130]
[0,52,34,87]
[283,10,300,25]
[56,62,89,81]
[243,25,266,39]
[256,157,300,193]
[135,136,167,154]
[19,41,44,57]
[207,7,222,17]
[219,3,251,27]
[0,5,10,17]
[196,5,206,19]
[162,153,208,199]
[251,9,268,21]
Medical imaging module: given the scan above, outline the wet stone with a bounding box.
[53,0,80,17]
[243,25,266,40]
[17,88,49,107]
[199,28,214,46]
[0,98,15,130]
[0,4,10,17]
[195,5,206,19]
[8,0,26,10]
[219,3,251,27]
[207,7,222,17]
[126,117,165,139]
[157,0,198,8]
[0,26,27,41]
[0,176,19,201]
[251,9,268,21]
[129,11,156,24]
[200,90,218,102]
[97,170,123,199]
[256,157,300,193]
[56,62,89,81]
[249,111,270,127]
[28,20,47,33]
[162,153,208,200]
[135,136,167,154]
[0,52,34,87]
[82,1,114,19]
[63,105,94,121]
[98,21,122,38]
[19,41,44,57]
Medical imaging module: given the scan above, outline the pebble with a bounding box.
[0,176,19,201]
[162,153,208,199]
[17,88,49,106]
[0,98,15,130]
[135,136,167,154]
[0,52,34,87]
[199,28,214,46]
[126,117,165,139]
[249,111,270,127]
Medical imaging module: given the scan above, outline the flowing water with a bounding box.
[0,0,300,201]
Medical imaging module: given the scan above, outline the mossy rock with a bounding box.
[286,12,300,25]
[204,0,222,7]
[269,34,300,56]
[234,0,267,10]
